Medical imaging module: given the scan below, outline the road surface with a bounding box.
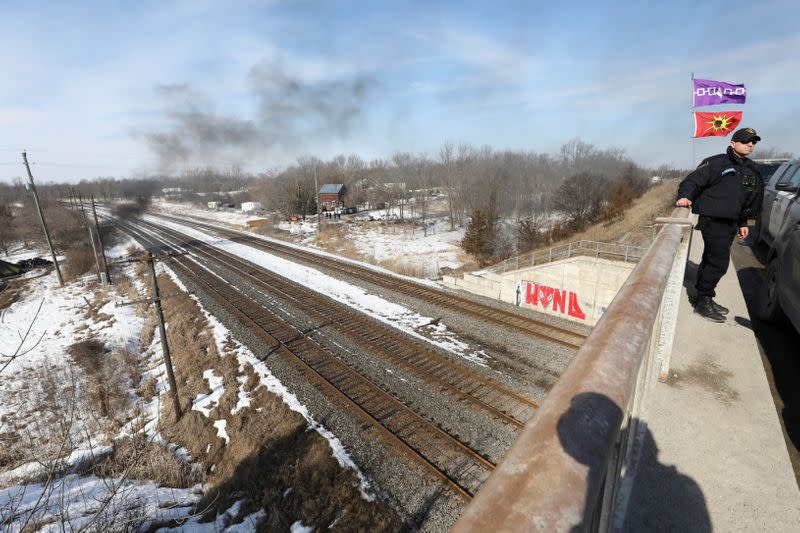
[730,236,800,486]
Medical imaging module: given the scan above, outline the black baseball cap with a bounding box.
[731,127,761,143]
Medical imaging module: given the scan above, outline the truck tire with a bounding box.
[758,258,786,322]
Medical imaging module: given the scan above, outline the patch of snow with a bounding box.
[191,369,225,417]
[213,420,230,445]
[156,498,268,532]
[291,520,314,533]
[0,474,201,532]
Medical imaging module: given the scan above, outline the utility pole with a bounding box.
[314,161,321,229]
[147,252,181,419]
[77,193,103,284]
[91,195,111,284]
[22,151,64,287]
[116,252,183,419]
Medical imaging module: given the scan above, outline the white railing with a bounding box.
[490,240,648,274]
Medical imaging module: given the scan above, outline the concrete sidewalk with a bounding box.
[621,227,800,531]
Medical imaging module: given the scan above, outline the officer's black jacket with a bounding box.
[677,147,763,226]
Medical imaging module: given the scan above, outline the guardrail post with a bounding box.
[653,216,694,381]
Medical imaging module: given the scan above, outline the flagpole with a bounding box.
[690,72,696,167]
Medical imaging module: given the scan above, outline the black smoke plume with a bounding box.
[144,58,377,170]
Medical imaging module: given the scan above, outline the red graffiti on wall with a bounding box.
[525,282,586,320]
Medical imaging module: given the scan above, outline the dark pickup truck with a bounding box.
[757,158,800,334]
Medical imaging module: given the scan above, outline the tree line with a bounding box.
[2,139,689,265]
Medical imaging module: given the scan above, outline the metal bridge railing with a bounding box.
[490,240,648,274]
[452,207,693,532]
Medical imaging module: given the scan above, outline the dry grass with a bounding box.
[137,376,158,403]
[314,224,368,262]
[63,244,99,281]
[118,347,142,390]
[0,430,23,469]
[67,340,131,425]
[90,436,203,488]
[190,381,402,532]
[0,276,29,309]
[146,271,401,529]
[567,180,678,246]
[378,256,432,278]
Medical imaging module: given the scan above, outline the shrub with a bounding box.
[63,243,98,281]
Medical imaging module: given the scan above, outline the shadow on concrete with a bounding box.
[621,420,711,532]
[556,393,710,532]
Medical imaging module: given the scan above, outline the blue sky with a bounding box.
[1,0,798,183]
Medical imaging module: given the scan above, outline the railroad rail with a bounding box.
[119,219,497,499]
[132,217,538,428]
[150,213,588,350]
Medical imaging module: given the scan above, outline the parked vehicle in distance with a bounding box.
[755,158,798,247]
[344,207,358,214]
[757,157,800,334]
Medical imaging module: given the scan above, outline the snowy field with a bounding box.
[0,250,371,530]
[152,199,468,276]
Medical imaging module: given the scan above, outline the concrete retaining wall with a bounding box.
[441,256,635,325]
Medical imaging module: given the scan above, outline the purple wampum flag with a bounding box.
[693,78,747,106]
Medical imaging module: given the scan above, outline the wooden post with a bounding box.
[146,253,182,419]
[78,193,103,283]
[22,151,64,286]
[90,195,111,284]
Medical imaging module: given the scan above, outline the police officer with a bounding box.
[676,127,763,322]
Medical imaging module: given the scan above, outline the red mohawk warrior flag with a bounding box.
[693,111,742,138]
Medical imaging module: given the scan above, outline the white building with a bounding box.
[241,201,263,212]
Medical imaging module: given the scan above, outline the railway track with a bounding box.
[119,220,496,499]
[133,217,538,428]
[150,213,589,350]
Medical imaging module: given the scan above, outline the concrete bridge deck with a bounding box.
[620,227,800,531]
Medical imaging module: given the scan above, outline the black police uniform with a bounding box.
[677,146,762,298]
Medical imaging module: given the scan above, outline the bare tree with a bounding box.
[552,172,610,229]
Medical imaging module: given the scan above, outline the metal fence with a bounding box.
[491,240,648,274]
[452,208,693,532]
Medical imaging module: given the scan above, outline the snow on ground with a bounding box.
[0,244,51,264]
[0,473,203,532]
[348,216,465,272]
[0,253,376,529]
[151,198,263,228]
[191,369,225,417]
[150,198,468,273]
[144,215,488,366]
[0,263,209,529]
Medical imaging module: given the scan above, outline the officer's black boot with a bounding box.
[694,295,726,322]
[710,299,729,315]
